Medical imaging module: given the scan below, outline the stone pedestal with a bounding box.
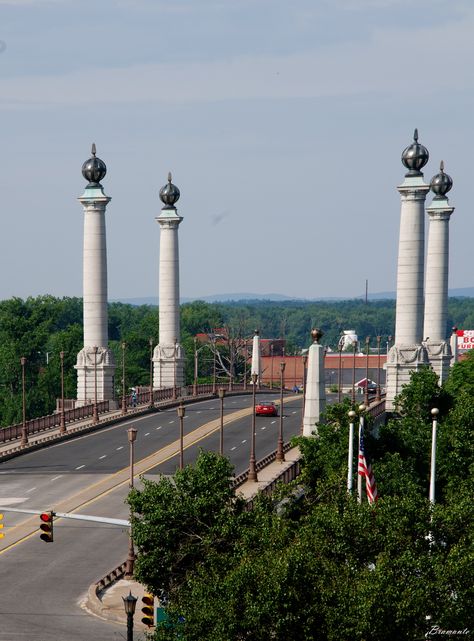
[250,331,261,384]
[385,344,429,411]
[153,343,185,389]
[424,341,451,385]
[303,336,326,437]
[76,346,116,405]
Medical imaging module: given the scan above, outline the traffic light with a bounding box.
[141,593,155,627]
[0,513,4,539]
[39,511,54,542]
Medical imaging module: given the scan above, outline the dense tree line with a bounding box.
[128,357,474,641]
[1,295,474,426]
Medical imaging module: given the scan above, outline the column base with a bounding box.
[153,343,185,389]
[75,346,116,405]
[425,340,451,386]
[385,343,429,411]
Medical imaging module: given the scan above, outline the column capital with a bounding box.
[426,197,454,219]
[78,184,111,207]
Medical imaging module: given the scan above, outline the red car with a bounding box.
[255,401,278,417]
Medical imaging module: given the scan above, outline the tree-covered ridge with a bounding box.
[1,295,474,426]
[128,366,473,641]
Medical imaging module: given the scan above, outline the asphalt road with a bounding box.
[0,392,305,641]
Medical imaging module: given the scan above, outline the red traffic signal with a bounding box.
[39,511,54,542]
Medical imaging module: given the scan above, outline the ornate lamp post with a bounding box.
[243,340,248,391]
[229,341,234,392]
[351,340,358,406]
[347,409,356,493]
[218,387,226,456]
[248,373,258,481]
[59,351,66,434]
[121,342,127,415]
[173,337,177,400]
[364,336,371,406]
[149,338,154,408]
[212,340,217,395]
[357,404,366,503]
[429,408,439,504]
[122,591,138,641]
[338,336,343,403]
[125,426,137,578]
[20,356,28,447]
[270,344,274,389]
[375,335,382,401]
[92,346,99,424]
[177,403,185,470]
[193,337,198,396]
[276,362,286,462]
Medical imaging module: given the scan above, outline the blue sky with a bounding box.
[0,0,472,301]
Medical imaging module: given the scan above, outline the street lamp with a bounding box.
[177,403,185,470]
[364,336,370,406]
[375,335,382,401]
[125,427,137,579]
[93,346,99,424]
[59,351,66,434]
[173,337,177,400]
[248,373,258,481]
[122,591,138,641]
[270,344,274,389]
[193,337,198,396]
[121,342,127,415]
[429,408,439,504]
[276,362,286,462]
[338,336,343,403]
[218,388,226,456]
[149,338,154,408]
[20,356,28,447]
[347,410,356,493]
[243,340,248,391]
[351,340,358,406]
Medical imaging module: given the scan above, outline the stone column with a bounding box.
[250,330,261,386]
[75,145,115,405]
[153,173,185,389]
[386,130,430,411]
[303,329,326,437]
[424,162,454,385]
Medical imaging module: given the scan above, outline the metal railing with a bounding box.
[0,400,109,443]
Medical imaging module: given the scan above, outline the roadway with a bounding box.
[0,392,306,641]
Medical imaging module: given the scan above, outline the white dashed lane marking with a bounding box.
[116,446,124,451]
[50,475,62,482]
[145,432,150,436]
[99,455,107,460]
[271,420,276,424]
[241,439,247,444]
[261,426,266,430]
[169,421,175,424]
[156,426,162,430]
[75,465,85,470]
[230,446,237,451]
[26,487,37,493]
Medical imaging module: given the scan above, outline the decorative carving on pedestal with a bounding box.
[424,340,451,385]
[75,346,116,405]
[385,344,429,411]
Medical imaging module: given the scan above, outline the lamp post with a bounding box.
[338,337,343,403]
[59,351,66,434]
[173,337,177,400]
[375,335,382,401]
[301,353,308,435]
[429,408,439,504]
[218,387,225,456]
[347,410,356,493]
[193,337,198,396]
[177,403,185,470]
[351,340,358,406]
[125,427,137,579]
[364,336,370,406]
[243,340,248,391]
[92,346,99,424]
[357,404,366,503]
[20,356,28,447]
[149,338,154,408]
[276,362,285,462]
[270,344,274,389]
[121,342,127,415]
[212,338,217,395]
[229,341,234,392]
[122,591,138,641]
[248,373,258,481]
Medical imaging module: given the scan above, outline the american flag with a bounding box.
[358,429,378,504]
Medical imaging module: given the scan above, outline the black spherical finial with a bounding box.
[401,128,429,176]
[311,328,323,343]
[430,160,453,198]
[82,143,107,185]
[159,172,180,209]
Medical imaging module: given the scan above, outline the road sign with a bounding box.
[457,330,474,350]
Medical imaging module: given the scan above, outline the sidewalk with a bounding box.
[84,446,302,628]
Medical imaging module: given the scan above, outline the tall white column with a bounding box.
[386,130,430,410]
[424,162,454,385]
[153,173,185,389]
[75,145,115,405]
[303,329,326,437]
[250,330,261,385]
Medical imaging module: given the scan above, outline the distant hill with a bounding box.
[113,286,474,306]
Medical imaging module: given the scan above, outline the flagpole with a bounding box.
[429,408,439,504]
[357,404,366,503]
[347,410,356,493]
